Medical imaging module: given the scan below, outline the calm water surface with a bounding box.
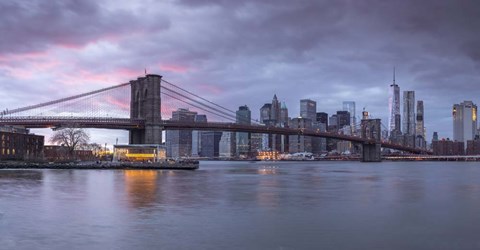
[1,161,480,250]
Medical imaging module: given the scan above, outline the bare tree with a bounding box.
[50,128,90,156]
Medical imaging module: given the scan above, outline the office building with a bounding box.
[260,103,272,124]
[219,132,236,158]
[300,99,316,123]
[280,102,289,127]
[415,100,425,148]
[236,105,251,156]
[200,131,223,158]
[192,114,207,157]
[336,111,351,129]
[166,108,197,157]
[453,101,477,149]
[316,112,328,127]
[289,117,312,153]
[342,101,356,134]
[403,91,416,136]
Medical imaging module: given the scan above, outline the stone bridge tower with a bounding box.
[360,118,382,162]
[129,74,162,144]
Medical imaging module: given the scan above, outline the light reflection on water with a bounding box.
[1,161,480,249]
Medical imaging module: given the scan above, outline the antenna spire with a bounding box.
[393,67,396,84]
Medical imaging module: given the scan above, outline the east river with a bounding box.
[2,161,480,250]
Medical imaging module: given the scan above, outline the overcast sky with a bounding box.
[1,0,479,145]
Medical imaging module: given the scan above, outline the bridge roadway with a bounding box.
[0,116,430,154]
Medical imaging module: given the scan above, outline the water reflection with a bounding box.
[0,170,43,199]
[123,170,158,209]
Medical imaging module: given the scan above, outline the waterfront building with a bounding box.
[289,117,312,153]
[166,108,197,158]
[0,127,44,161]
[466,139,480,155]
[453,101,477,149]
[388,69,401,136]
[403,91,416,136]
[342,101,356,134]
[432,139,465,155]
[236,105,251,156]
[300,99,316,123]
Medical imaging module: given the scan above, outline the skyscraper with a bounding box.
[415,100,425,148]
[260,103,272,124]
[403,91,416,135]
[388,69,401,135]
[300,99,316,123]
[279,102,289,127]
[342,101,356,134]
[453,101,477,148]
[336,111,351,129]
[236,105,251,156]
[166,108,197,157]
[416,100,425,138]
[271,94,280,124]
[316,112,328,127]
[191,114,207,157]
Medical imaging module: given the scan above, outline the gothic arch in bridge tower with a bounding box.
[129,74,162,144]
[360,118,382,162]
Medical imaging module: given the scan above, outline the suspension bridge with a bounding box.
[0,74,431,162]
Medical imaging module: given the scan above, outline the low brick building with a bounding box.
[0,129,44,161]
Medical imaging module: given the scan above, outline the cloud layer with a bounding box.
[1,0,480,144]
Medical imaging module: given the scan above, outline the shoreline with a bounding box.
[0,161,199,170]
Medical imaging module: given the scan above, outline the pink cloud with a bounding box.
[106,96,130,111]
[197,83,224,95]
[159,64,189,73]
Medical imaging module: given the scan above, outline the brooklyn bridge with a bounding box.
[0,74,431,162]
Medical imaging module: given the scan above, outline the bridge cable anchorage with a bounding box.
[161,91,237,122]
[4,82,130,116]
[161,85,238,121]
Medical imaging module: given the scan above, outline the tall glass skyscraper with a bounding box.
[403,91,416,135]
[453,101,477,148]
[342,101,356,134]
[415,100,425,138]
[388,69,401,135]
[300,99,316,123]
[236,105,251,156]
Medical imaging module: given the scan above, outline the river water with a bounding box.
[1,161,480,250]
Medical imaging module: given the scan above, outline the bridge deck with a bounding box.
[0,117,430,154]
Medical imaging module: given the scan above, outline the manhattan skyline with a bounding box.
[1,0,480,144]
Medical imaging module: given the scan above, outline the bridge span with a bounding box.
[0,116,429,155]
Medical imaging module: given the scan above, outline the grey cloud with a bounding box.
[0,0,170,55]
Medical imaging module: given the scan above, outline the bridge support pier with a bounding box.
[362,143,381,162]
[360,118,382,162]
[129,74,162,145]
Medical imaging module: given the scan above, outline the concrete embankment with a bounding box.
[0,161,199,170]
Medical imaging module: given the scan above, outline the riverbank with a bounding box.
[0,160,199,170]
